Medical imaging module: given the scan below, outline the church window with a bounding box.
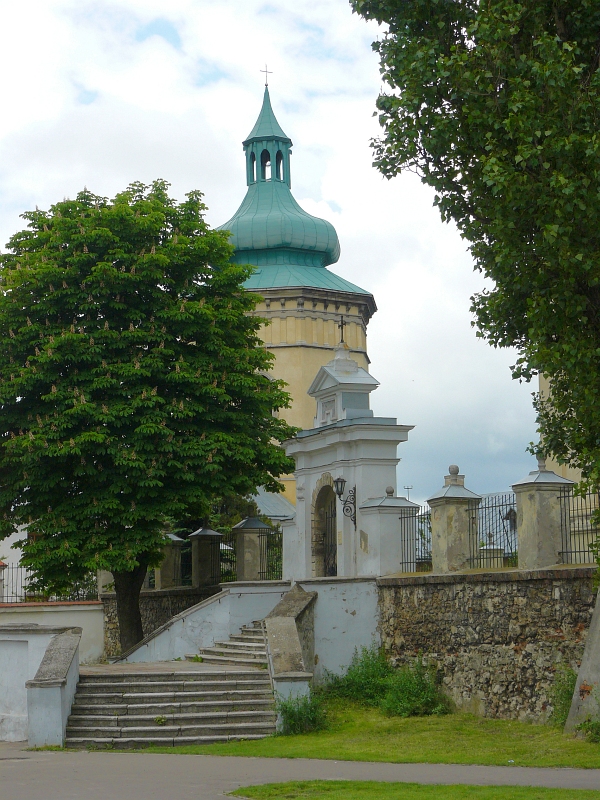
[276,150,283,181]
[261,149,271,180]
[250,152,256,182]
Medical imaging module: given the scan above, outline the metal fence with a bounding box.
[0,564,99,603]
[468,493,518,569]
[220,531,238,582]
[258,527,283,580]
[559,487,599,564]
[398,507,432,573]
[219,527,283,582]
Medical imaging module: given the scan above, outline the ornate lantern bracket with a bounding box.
[342,486,357,529]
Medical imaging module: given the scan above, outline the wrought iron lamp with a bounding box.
[333,477,356,529]
[333,476,347,500]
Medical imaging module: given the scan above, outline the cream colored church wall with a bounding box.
[538,374,582,482]
[262,342,370,505]
[250,298,372,504]
[266,345,369,431]
[252,298,369,432]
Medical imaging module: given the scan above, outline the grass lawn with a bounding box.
[229,781,600,800]
[139,700,600,769]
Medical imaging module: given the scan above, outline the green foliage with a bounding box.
[578,717,600,743]
[549,664,578,727]
[323,644,392,705]
[0,180,296,595]
[323,644,449,717]
[232,780,600,800]
[276,691,328,736]
[137,700,600,767]
[351,0,600,483]
[380,659,452,718]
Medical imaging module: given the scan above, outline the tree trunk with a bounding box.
[113,560,149,653]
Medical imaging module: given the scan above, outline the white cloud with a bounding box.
[0,0,538,505]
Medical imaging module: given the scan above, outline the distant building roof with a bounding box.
[253,487,296,522]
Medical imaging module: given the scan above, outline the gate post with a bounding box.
[189,527,222,587]
[428,465,481,573]
[512,458,574,569]
[232,517,273,581]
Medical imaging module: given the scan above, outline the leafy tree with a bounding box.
[352,0,600,484]
[0,181,295,651]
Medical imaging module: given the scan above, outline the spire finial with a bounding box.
[338,314,346,345]
[260,64,273,86]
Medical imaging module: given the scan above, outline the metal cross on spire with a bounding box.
[260,64,273,86]
[338,315,346,344]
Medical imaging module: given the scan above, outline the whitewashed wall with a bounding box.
[0,603,103,663]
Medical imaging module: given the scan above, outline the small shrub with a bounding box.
[579,717,600,743]
[548,664,577,728]
[323,644,392,705]
[321,645,451,719]
[277,691,327,735]
[380,658,451,718]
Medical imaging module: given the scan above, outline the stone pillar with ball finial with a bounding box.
[428,465,481,573]
[512,457,574,569]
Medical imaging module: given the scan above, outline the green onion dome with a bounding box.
[218,87,341,271]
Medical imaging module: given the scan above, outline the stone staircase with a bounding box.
[65,624,275,749]
[187,621,268,668]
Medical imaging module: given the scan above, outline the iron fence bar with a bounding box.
[0,564,98,603]
[220,531,237,582]
[398,506,431,573]
[258,527,283,581]
[469,493,518,569]
[559,486,599,564]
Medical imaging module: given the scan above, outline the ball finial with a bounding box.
[449,465,459,475]
[386,486,394,497]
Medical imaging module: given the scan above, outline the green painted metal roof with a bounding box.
[244,87,291,144]
[218,87,372,301]
[219,180,340,268]
[243,264,370,295]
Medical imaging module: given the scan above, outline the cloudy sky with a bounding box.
[0,0,538,505]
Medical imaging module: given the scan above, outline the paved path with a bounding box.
[1,742,599,798]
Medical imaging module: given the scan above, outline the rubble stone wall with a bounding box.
[101,585,220,657]
[378,567,597,721]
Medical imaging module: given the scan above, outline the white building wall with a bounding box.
[0,603,104,663]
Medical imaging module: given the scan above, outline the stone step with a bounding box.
[66,722,275,739]
[72,698,275,716]
[65,733,270,750]
[68,710,276,728]
[73,688,272,706]
[78,670,262,684]
[76,679,270,694]
[196,647,267,661]
[213,640,266,651]
[67,620,275,750]
[230,633,265,644]
[188,653,268,668]
[217,642,265,653]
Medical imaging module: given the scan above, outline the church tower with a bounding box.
[218,87,376,500]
